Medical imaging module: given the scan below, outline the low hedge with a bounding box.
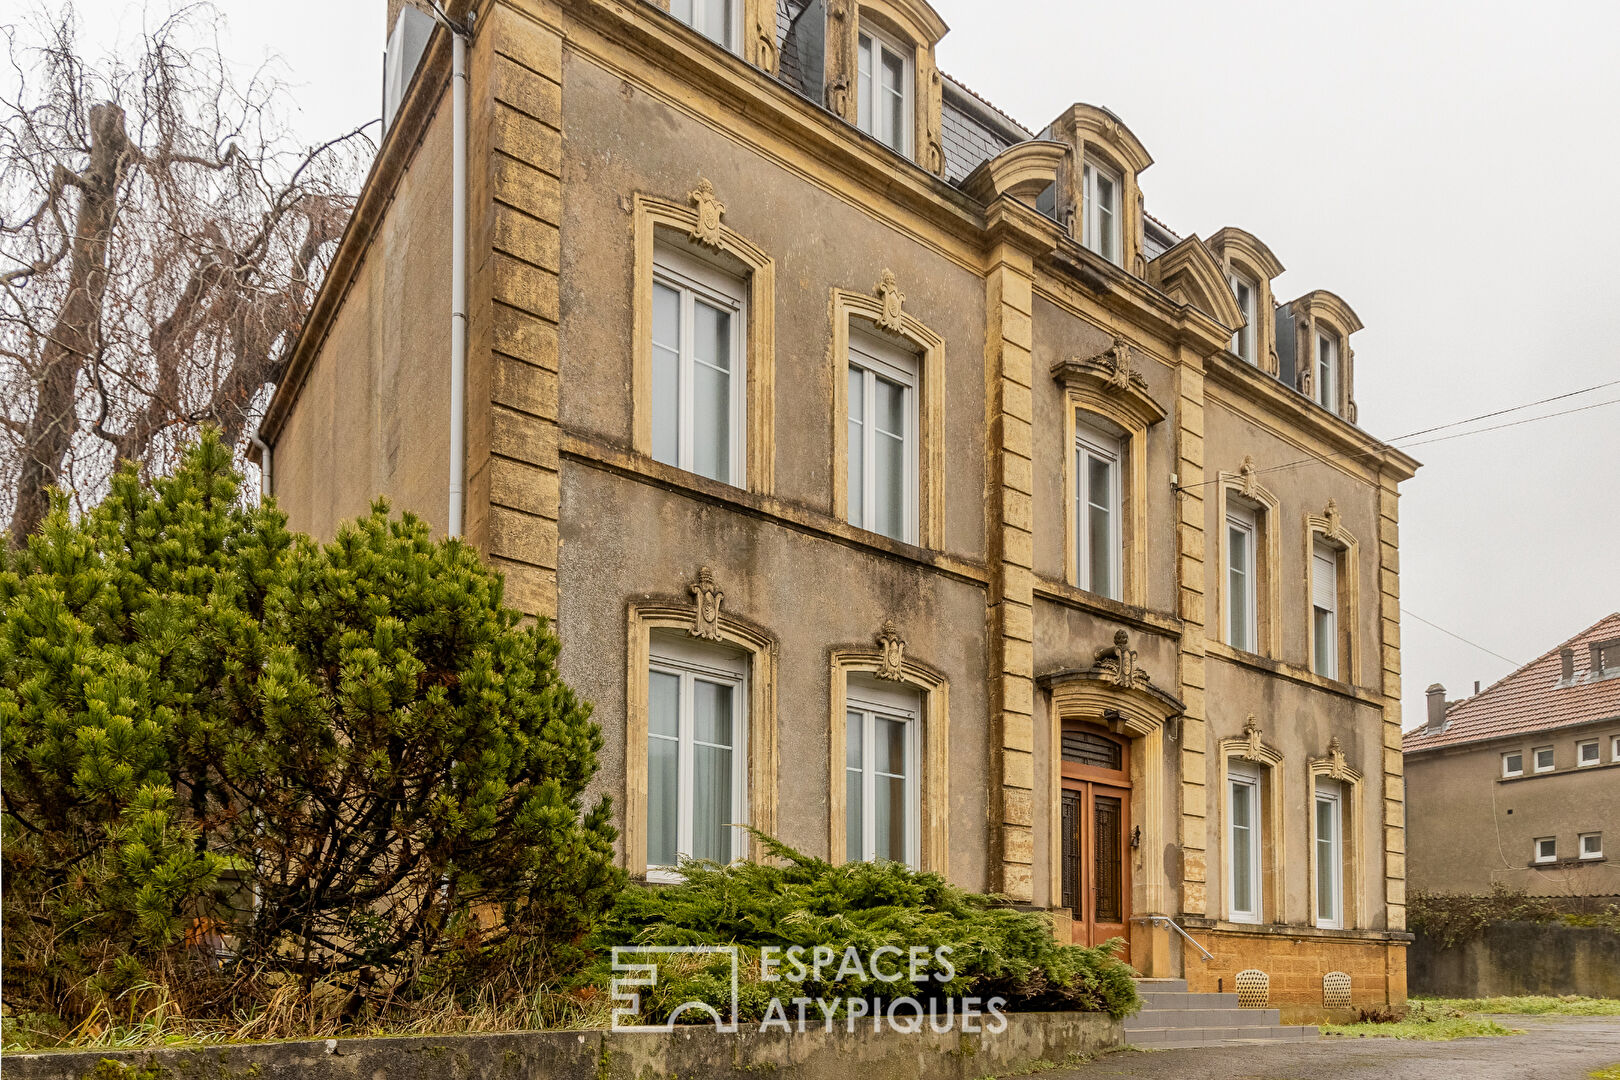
[587,835,1140,1022]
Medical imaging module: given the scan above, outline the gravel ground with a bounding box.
[1034,1014,1620,1080]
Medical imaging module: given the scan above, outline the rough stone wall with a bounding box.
[1410,922,1620,998]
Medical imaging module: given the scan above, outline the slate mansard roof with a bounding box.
[1403,613,1620,754]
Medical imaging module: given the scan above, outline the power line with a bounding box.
[1401,608,1522,668]
[1174,380,1620,493]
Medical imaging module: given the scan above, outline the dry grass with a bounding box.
[1321,999,1521,1041]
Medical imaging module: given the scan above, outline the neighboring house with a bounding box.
[1404,614,1620,897]
[256,0,1421,1004]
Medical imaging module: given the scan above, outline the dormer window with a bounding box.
[1315,329,1340,414]
[857,26,912,155]
[1230,272,1257,363]
[669,0,738,51]
[1082,160,1121,264]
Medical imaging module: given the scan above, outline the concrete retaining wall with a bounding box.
[1,1011,1121,1080]
[1410,922,1620,998]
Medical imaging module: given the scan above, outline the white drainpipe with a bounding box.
[434,3,472,538]
[250,429,272,503]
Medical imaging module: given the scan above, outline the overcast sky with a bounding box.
[65,0,1620,727]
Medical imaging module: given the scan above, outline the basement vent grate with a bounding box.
[1323,971,1352,1008]
[1235,968,1270,1008]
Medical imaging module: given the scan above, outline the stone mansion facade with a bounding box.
[259,0,1420,1005]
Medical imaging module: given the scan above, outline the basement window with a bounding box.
[1578,739,1600,767]
[1533,837,1557,864]
[1580,832,1604,860]
[1501,752,1523,779]
[1533,746,1555,773]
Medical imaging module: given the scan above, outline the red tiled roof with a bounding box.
[1403,613,1620,753]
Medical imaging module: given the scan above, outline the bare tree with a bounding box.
[0,3,372,542]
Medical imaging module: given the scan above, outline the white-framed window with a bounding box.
[847,328,919,543]
[1314,781,1344,929]
[1580,832,1604,860]
[1228,761,1263,923]
[856,25,912,155]
[1533,745,1555,773]
[1578,739,1600,767]
[1075,418,1123,600]
[845,677,921,866]
[1502,751,1524,778]
[668,0,738,51]
[1229,272,1257,363]
[1312,541,1339,679]
[1613,735,1620,761]
[651,244,747,485]
[1082,159,1122,265]
[1316,330,1340,414]
[1226,504,1257,652]
[1533,836,1557,864]
[646,633,749,880]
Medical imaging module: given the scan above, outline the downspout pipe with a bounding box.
[431,2,473,538]
[249,429,272,503]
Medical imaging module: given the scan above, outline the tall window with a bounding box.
[1075,419,1122,600]
[1229,273,1257,363]
[1228,761,1262,923]
[845,678,920,866]
[646,635,748,879]
[857,27,911,155]
[1315,330,1340,414]
[1082,161,1121,264]
[668,0,736,50]
[1314,781,1344,928]
[1226,505,1257,652]
[651,245,746,485]
[1312,542,1339,679]
[847,330,919,543]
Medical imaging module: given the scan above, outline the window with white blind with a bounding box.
[1082,160,1122,265]
[845,677,921,867]
[651,244,747,485]
[1534,745,1555,773]
[847,329,919,543]
[1316,330,1340,414]
[1075,419,1123,600]
[1226,505,1257,652]
[1228,761,1263,923]
[857,26,912,155]
[1312,542,1339,679]
[668,0,738,51]
[1578,739,1601,767]
[1230,273,1257,363]
[1314,781,1344,928]
[646,634,749,880]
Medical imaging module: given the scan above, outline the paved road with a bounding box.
[1037,1015,1620,1080]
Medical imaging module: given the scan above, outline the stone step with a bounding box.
[1136,990,1241,1010]
[1125,1024,1319,1049]
[1125,1006,1281,1031]
[1132,977,1188,994]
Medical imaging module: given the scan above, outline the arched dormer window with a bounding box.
[659,0,778,69]
[1044,104,1153,273]
[1277,290,1362,420]
[1208,228,1285,372]
[823,0,947,174]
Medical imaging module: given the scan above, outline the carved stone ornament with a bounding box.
[875,619,907,681]
[689,566,724,641]
[1316,735,1352,782]
[753,12,777,70]
[874,269,906,332]
[1239,455,1259,500]
[687,179,726,250]
[1241,715,1264,762]
[1073,336,1148,394]
[1094,629,1152,690]
[1324,498,1342,537]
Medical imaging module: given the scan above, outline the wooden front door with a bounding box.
[1060,723,1131,960]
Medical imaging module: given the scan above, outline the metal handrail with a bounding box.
[1131,915,1214,963]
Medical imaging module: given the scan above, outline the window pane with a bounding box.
[857,36,873,134]
[648,671,681,867]
[1097,173,1116,258]
[1229,525,1250,649]
[1231,782,1254,914]
[703,0,731,43]
[847,368,865,528]
[881,49,906,150]
[691,301,732,483]
[846,709,864,768]
[1316,798,1335,920]
[1314,607,1336,678]
[875,773,905,861]
[691,741,732,863]
[874,715,906,777]
[670,0,693,25]
[873,375,906,540]
[651,283,681,466]
[693,678,733,747]
[650,670,680,736]
[1086,454,1114,598]
[847,768,864,862]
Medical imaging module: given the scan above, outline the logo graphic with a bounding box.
[610,945,741,1032]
